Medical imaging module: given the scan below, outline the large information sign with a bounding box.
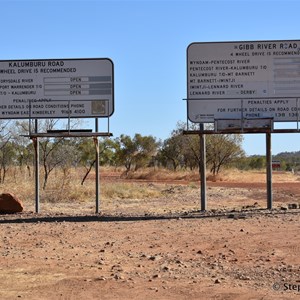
[187,40,300,123]
[0,58,114,119]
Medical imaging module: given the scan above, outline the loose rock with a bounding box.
[0,193,23,214]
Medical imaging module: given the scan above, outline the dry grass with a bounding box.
[125,168,200,181]
[0,167,164,205]
[0,166,298,208]
[121,167,298,183]
[101,182,161,200]
[218,168,299,183]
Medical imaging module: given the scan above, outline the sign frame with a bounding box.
[0,58,114,119]
[187,40,300,124]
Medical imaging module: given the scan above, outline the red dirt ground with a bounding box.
[1,172,300,299]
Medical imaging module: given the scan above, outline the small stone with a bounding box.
[0,193,23,214]
[239,275,251,280]
[288,203,298,209]
[113,273,123,280]
[96,276,106,281]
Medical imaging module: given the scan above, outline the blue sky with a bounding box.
[1,0,300,155]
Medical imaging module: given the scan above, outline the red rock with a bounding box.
[0,193,23,213]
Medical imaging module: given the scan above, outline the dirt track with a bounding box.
[1,176,300,299]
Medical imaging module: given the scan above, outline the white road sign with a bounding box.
[0,58,114,119]
[187,40,300,123]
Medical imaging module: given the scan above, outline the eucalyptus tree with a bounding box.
[77,137,117,185]
[160,121,245,175]
[159,121,199,170]
[206,133,245,175]
[114,134,159,174]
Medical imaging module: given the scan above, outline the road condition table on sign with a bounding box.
[0,58,114,119]
[43,76,112,97]
[187,40,300,123]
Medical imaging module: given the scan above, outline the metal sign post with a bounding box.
[94,118,100,214]
[33,119,40,213]
[199,128,207,211]
[266,132,273,209]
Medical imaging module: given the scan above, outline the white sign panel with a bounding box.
[187,40,300,122]
[189,98,299,123]
[0,58,114,119]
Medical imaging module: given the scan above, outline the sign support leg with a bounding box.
[33,119,40,213]
[94,118,100,214]
[266,132,272,209]
[199,124,207,211]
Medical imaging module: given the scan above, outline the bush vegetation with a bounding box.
[0,118,298,205]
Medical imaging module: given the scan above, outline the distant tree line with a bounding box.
[232,152,300,172]
[0,119,298,188]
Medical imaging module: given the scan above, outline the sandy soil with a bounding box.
[1,172,300,299]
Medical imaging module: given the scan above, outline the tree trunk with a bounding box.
[81,159,96,185]
[43,170,49,190]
